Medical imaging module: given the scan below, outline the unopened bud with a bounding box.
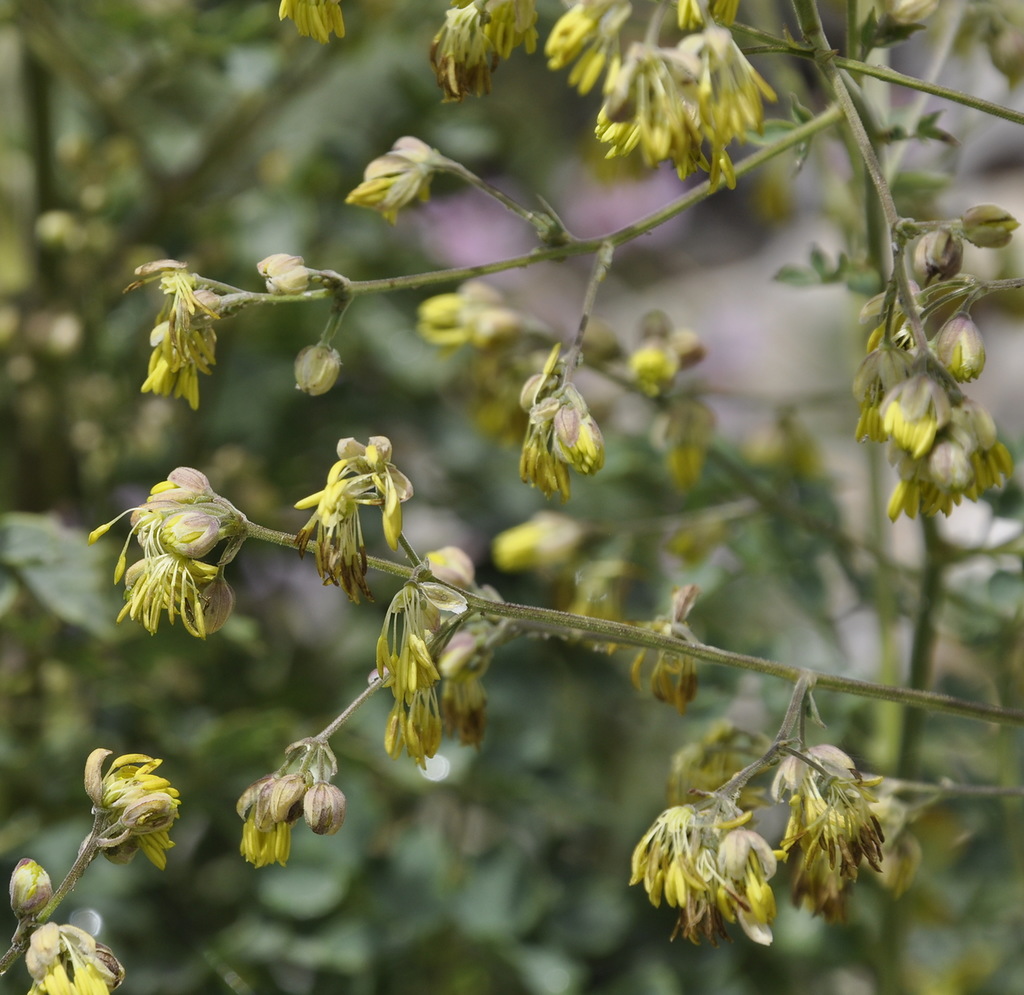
[913,229,962,285]
[257,253,310,295]
[424,546,476,587]
[553,385,605,474]
[101,839,141,865]
[266,773,310,825]
[303,782,347,835]
[884,0,938,24]
[159,510,221,558]
[10,859,52,918]
[119,792,178,834]
[295,344,342,395]
[94,942,126,990]
[202,576,235,634]
[961,204,1020,249]
[988,23,1024,85]
[934,312,985,382]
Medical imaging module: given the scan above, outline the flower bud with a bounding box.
[961,204,1020,248]
[119,792,179,834]
[303,782,347,835]
[424,546,476,587]
[257,253,310,294]
[553,385,605,474]
[25,922,61,979]
[94,942,126,990]
[629,345,680,396]
[913,229,962,285]
[988,22,1024,85]
[159,510,221,558]
[266,773,310,825]
[883,0,938,23]
[294,344,342,395]
[492,512,586,572]
[934,312,985,382]
[101,839,142,864]
[202,575,235,634]
[9,859,52,918]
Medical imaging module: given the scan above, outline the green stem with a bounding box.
[896,516,944,779]
[563,241,614,374]
[317,673,385,742]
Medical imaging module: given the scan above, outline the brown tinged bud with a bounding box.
[119,792,179,834]
[303,782,347,835]
[262,773,310,827]
[295,344,342,396]
[202,576,235,634]
[961,204,1020,248]
[94,942,126,990]
[913,229,962,285]
[10,858,52,918]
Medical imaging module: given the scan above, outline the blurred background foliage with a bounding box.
[4,0,1024,993]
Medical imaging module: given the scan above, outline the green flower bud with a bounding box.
[9,858,52,918]
[913,229,963,285]
[303,782,348,835]
[294,344,342,395]
[988,22,1024,86]
[961,204,1020,248]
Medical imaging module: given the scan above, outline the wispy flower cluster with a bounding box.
[629,585,701,715]
[596,25,775,188]
[519,345,605,501]
[294,436,414,601]
[346,137,441,224]
[127,260,222,411]
[89,467,244,637]
[377,580,468,766]
[431,0,537,101]
[278,0,345,43]
[237,742,347,868]
[772,745,884,922]
[545,0,632,95]
[85,749,182,870]
[630,802,777,945]
[25,922,124,995]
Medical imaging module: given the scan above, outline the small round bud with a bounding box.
[10,858,52,918]
[934,312,985,382]
[303,782,347,835]
[961,204,1020,249]
[294,344,342,396]
[267,773,311,825]
[159,510,221,558]
[257,253,310,295]
[424,546,476,587]
[913,229,962,285]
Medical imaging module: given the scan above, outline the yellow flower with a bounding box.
[26,922,124,995]
[630,803,776,945]
[652,397,716,491]
[545,0,631,95]
[416,280,524,351]
[89,468,244,637]
[881,372,952,459]
[492,511,586,572]
[479,0,538,58]
[278,0,345,43]
[772,745,884,922]
[678,0,740,29]
[127,261,222,410]
[85,750,182,871]
[629,585,701,715]
[295,436,414,599]
[431,5,498,102]
[346,137,439,224]
[934,312,985,382]
[438,629,491,747]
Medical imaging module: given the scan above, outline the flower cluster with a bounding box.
[772,745,884,922]
[25,922,124,995]
[417,280,526,352]
[854,326,1012,520]
[519,345,605,501]
[545,0,632,95]
[85,749,182,870]
[278,0,345,43]
[492,510,586,572]
[345,137,440,224]
[652,396,716,491]
[630,802,777,945]
[237,745,348,868]
[627,312,706,397]
[596,24,775,188]
[377,579,468,766]
[127,260,222,411]
[89,467,244,637]
[629,585,701,715]
[431,0,537,102]
[294,436,414,601]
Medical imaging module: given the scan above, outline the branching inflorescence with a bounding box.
[13,0,1024,989]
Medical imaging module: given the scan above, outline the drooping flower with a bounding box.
[85,750,182,870]
[26,922,124,995]
[431,4,498,101]
[294,436,414,600]
[346,137,440,224]
[629,585,701,715]
[545,0,631,95]
[278,0,345,43]
[630,803,777,945]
